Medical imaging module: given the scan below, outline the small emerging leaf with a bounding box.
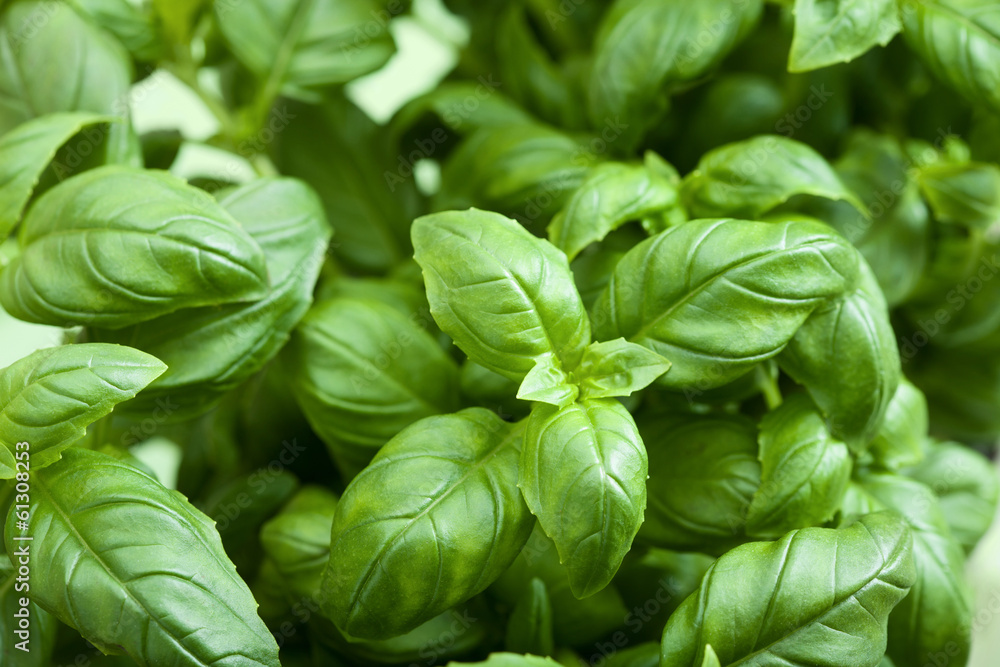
[575,338,671,399]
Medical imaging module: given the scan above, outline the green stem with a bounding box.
[756,365,783,411]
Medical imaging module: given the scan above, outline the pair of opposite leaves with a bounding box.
[317,208,900,639]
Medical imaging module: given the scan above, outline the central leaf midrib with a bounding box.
[34,473,255,666]
[725,535,908,666]
[345,425,515,621]
[633,236,841,341]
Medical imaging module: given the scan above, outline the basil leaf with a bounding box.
[412,209,591,381]
[153,0,203,45]
[311,603,493,666]
[639,414,760,552]
[260,486,339,600]
[917,161,1000,228]
[214,0,394,97]
[504,578,554,657]
[900,0,1000,113]
[497,5,586,130]
[701,646,721,667]
[868,379,928,470]
[574,338,672,400]
[660,512,915,667]
[521,399,647,598]
[390,81,535,142]
[283,297,460,477]
[91,177,330,420]
[854,474,973,667]
[614,549,716,644]
[682,136,867,219]
[908,343,1000,441]
[0,112,110,242]
[789,0,900,73]
[777,261,901,448]
[548,159,680,261]
[491,524,630,647]
[72,0,163,61]
[0,343,165,477]
[589,0,763,150]
[0,2,135,165]
[273,94,421,274]
[447,654,561,667]
[746,395,852,538]
[436,124,597,223]
[827,129,930,306]
[321,409,533,639]
[902,440,1000,553]
[592,218,859,389]
[5,448,280,666]
[0,559,57,666]
[0,166,270,328]
[516,354,578,407]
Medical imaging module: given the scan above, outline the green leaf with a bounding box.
[900,0,1000,114]
[868,379,928,470]
[746,395,852,538]
[436,124,598,223]
[516,354,579,407]
[592,218,859,389]
[0,166,270,329]
[390,82,535,142]
[639,414,760,552]
[496,5,586,129]
[412,209,591,381]
[153,0,203,44]
[700,645,721,667]
[273,94,421,274]
[282,297,460,477]
[5,448,280,666]
[321,409,533,639]
[260,486,339,600]
[520,399,647,598]
[903,440,999,553]
[826,129,930,307]
[917,161,1000,227]
[0,559,57,666]
[71,0,163,61]
[504,578,555,656]
[682,136,868,219]
[490,524,630,646]
[588,0,763,150]
[574,338,672,399]
[214,0,395,97]
[447,654,561,667]
[777,261,901,448]
[0,343,165,477]
[853,474,973,667]
[0,112,111,242]
[789,0,900,72]
[548,159,680,261]
[660,512,915,667]
[0,1,135,162]
[91,177,331,420]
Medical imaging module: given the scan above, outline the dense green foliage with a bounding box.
[0,1,998,666]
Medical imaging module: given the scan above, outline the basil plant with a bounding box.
[0,1,997,666]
